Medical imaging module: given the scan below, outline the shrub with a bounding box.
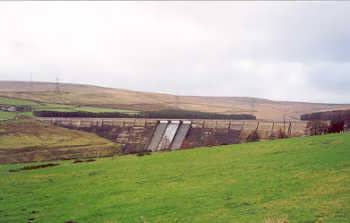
[277,129,288,139]
[307,120,329,136]
[301,109,350,121]
[247,130,260,142]
[328,119,344,133]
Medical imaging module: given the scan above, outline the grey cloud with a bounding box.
[0,2,349,103]
[307,63,350,94]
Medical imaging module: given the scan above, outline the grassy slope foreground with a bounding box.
[0,118,120,163]
[0,134,349,223]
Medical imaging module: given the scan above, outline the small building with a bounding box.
[0,105,32,112]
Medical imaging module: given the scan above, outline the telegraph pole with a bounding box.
[175,95,180,110]
[250,98,256,114]
[30,72,33,93]
[55,76,60,93]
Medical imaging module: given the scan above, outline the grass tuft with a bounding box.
[263,216,288,223]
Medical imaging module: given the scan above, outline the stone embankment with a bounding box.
[38,118,310,154]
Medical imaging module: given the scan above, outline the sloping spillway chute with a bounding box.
[157,120,180,151]
[170,120,191,150]
[147,120,169,152]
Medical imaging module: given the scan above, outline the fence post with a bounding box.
[288,121,292,136]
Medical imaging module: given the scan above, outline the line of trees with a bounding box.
[33,109,256,120]
[301,109,350,121]
[33,111,132,118]
[301,109,350,134]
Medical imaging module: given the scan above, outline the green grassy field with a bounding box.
[0,119,116,150]
[0,96,139,120]
[34,104,139,114]
[0,134,349,223]
[0,118,120,163]
[75,106,138,114]
[0,111,17,120]
[0,96,38,106]
[0,111,33,121]
[0,97,36,120]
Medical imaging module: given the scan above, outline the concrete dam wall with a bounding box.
[39,118,310,154]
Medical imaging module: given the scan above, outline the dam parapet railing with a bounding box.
[38,117,308,131]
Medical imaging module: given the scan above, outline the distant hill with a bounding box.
[1,81,350,120]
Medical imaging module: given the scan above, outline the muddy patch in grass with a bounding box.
[72,158,96,164]
[136,151,152,157]
[9,163,59,172]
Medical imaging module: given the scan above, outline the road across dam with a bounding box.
[38,117,311,154]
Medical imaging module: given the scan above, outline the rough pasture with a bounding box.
[0,134,349,223]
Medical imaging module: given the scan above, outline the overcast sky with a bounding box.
[0,2,350,103]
